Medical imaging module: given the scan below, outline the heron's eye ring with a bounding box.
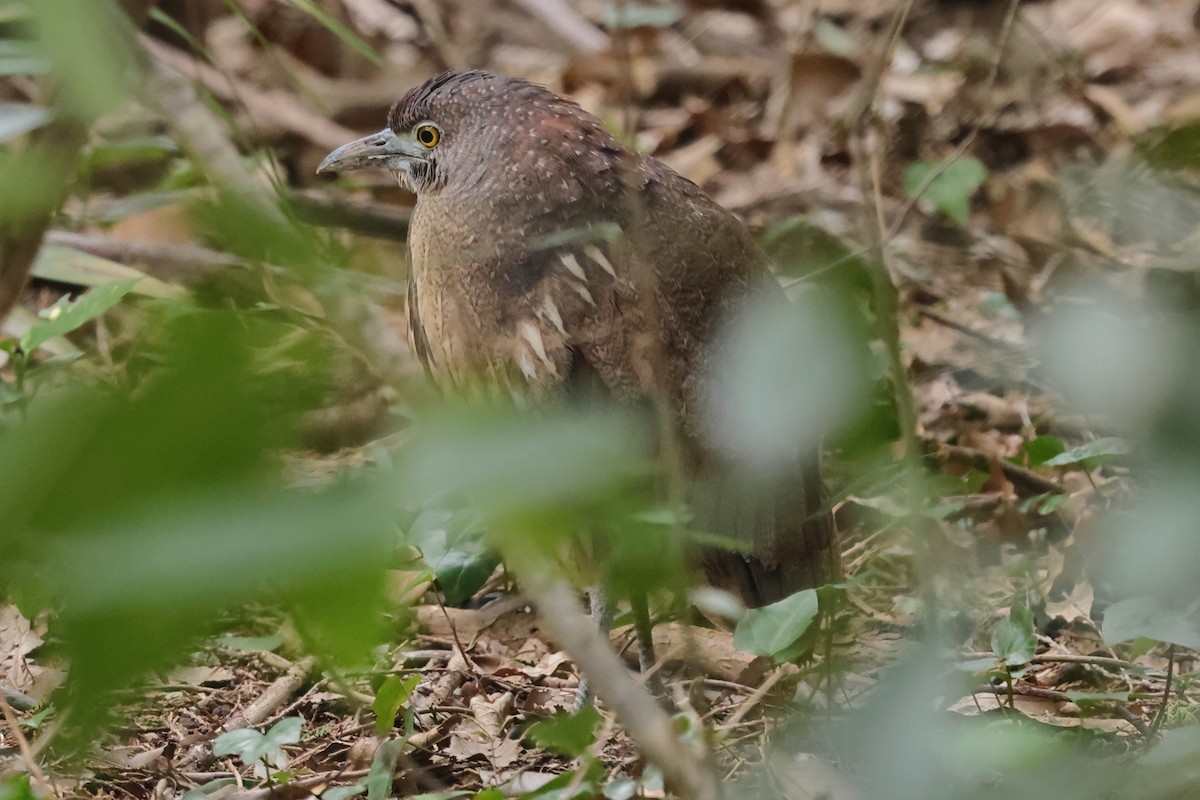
[415,124,441,148]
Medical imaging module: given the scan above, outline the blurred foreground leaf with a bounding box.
[0,103,50,141]
[1102,597,1200,650]
[28,0,134,121]
[705,291,870,474]
[0,309,393,746]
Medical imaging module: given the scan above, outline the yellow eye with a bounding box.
[415,124,441,148]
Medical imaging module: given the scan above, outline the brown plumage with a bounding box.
[319,69,839,604]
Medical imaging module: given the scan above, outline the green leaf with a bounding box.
[365,737,406,800]
[372,674,420,735]
[321,785,366,800]
[733,589,819,656]
[991,604,1036,666]
[178,778,236,800]
[0,103,50,141]
[407,508,498,606]
[526,706,601,757]
[259,717,303,755]
[212,728,266,762]
[903,157,988,227]
[19,277,138,353]
[1019,435,1065,467]
[1141,122,1200,171]
[213,717,301,769]
[1102,597,1200,649]
[1042,437,1131,467]
[1035,493,1069,515]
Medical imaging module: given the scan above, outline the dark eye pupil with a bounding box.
[420,128,435,144]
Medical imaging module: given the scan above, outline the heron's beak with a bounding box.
[317,129,425,173]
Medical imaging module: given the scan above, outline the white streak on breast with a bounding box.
[517,348,538,380]
[571,282,595,305]
[560,252,587,281]
[583,244,617,278]
[541,297,566,335]
[519,320,551,366]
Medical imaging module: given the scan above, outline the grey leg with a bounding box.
[573,585,612,711]
[630,590,667,702]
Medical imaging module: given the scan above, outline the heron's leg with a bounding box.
[572,584,612,711]
[631,589,667,702]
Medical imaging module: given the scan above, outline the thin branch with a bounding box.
[933,442,1067,496]
[45,230,252,282]
[1147,645,1176,741]
[222,656,317,733]
[288,191,410,242]
[510,0,610,55]
[141,35,361,152]
[522,577,718,800]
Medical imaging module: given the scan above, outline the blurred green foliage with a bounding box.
[4,0,1200,798]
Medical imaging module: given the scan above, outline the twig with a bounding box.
[222,656,317,732]
[0,689,57,799]
[961,651,1146,673]
[974,684,1071,703]
[864,124,921,459]
[932,441,1066,496]
[137,40,282,219]
[916,308,1025,354]
[288,190,411,242]
[45,230,252,282]
[510,0,610,55]
[174,656,318,771]
[218,768,370,800]
[1146,645,1176,740]
[840,0,916,133]
[719,666,791,731]
[141,35,360,152]
[434,592,480,675]
[522,577,718,800]
[837,0,922,464]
